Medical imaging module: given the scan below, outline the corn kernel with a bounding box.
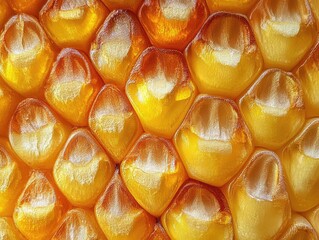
[304,205,319,236]
[53,128,115,207]
[45,48,103,126]
[0,0,13,30]
[9,98,70,169]
[148,224,170,240]
[224,150,291,240]
[206,0,259,13]
[52,209,106,240]
[139,0,208,50]
[161,181,234,240]
[101,0,143,12]
[250,0,317,70]
[7,0,46,16]
[239,69,305,149]
[0,217,25,240]
[95,171,156,240]
[126,47,196,138]
[185,12,263,98]
[90,9,150,88]
[40,0,108,52]
[13,171,66,240]
[0,14,55,97]
[89,85,142,163]
[174,95,253,187]
[309,0,319,29]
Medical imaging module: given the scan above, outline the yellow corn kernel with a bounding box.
[161,181,234,240]
[0,0,13,30]
[304,205,319,236]
[40,0,109,52]
[45,48,103,126]
[9,98,70,169]
[174,95,253,187]
[126,47,196,138]
[52,209,106,240]
[224,150,291,240]
[121,134,188,217]
[239,69,305,150]
[89,85,142,163]
[53,128,115,207]
[148,224,170,240]
[139,0,208,50]
[0,14,55,97]
[13,171,66,240]
[206,0,259,13]
[185,12,263,98]
[7,0,46,16]
[0,217,25,240]
[250,0,317,70]
[90,9,150,88]
[101,0,143,12]
[95,171,156,240]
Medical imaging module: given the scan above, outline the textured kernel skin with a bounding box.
[206,0,259,13]
[7,0,46,16]
[101,0,143,12]
[0,0,13,30]
[0,218,26,240]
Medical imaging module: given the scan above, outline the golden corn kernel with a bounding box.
[126,47,196,138]
[0,14,55,97]
[139,0,208,50]
[296,43,319,117]
[0,79,21,137]
[0,0,13,30]
[9,98,70,169]
[89,85,142,163]
[52,209,106,240]
[101,0,143,12]
[304,205,319,236]
[95,171,156,240]
[40,0,108,52]
[90,9,150,88]
[174,95,253,187]
[239,69,305,150]
[7,0,46,16]
[161,181,233,240]
[250,0,317,70]
[225,150,291,240]
[13,171,66,240]
[206,0,259,13]
[0,217,25,240]
[185,12,263,98]
[53,128,115,207]
[148,224,170,240]
[309,0,319,29]
[281,119,319,212]
[45,48,103,126]
[121,134,188,217]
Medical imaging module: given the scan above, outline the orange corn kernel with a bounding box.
[309,0,319,29]
[281,119,319,212]
[225,150,291,240]
[89,85,142,163]
[0,14,55,97]
[45,48,103,126]
[95,171,156,240]
[52,209,106,240]
[139,0,208,50]
[40,0,109,52]
[9,98,70,169]
[206,0,259,13]
[121,134,188,217]
[185,12,263,98]
[101,0,143,12]
[148,224,170,240]
[250,0,317,70]
[174,95,253,187]
[126,47,196,138]
[0,0,13,30]
[53,129,115,207]
[13,171,66,240]
[304,205,319,236]
[7,0,46,16]
[0,217,25,240]
[239,69,305,150]
[90,9,150,88]
[161,181,233,240]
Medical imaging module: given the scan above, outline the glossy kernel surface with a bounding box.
[304,205,319,236]
[7,0,46,16]
[148,224,170,240]
[0,217,25,240]
[101,0,143,12]
[0,0,13,30]
[206,0,259,13]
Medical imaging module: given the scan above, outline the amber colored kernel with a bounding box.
[0,0,13,30]
[304,205,319,236]
[9,98,70,169]
[89,84,142,163]
[40,0,109,52]
[206,0,259,13]
[224,150,291,240]
[309,0,319,29]
[53,128,115,207]
[148,224,170,240]
[13,171,66,240]
[45,48,103,126]
[161,181,233,240]
[0,14,55,97]
[174,95,253,187]
[101,0,143,12]
[95,171,156,240]
[8,0,46,16]
[90,9,150,88]
[250,0,317,71]
[0,218,25,240]
[239,69,305,150]
[126,47,196,138]
[185,12,263,98]
[121,134,188,217]
[52,209,106,240]
[139,0,208,50]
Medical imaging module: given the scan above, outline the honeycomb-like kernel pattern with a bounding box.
[0,0,318,239]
